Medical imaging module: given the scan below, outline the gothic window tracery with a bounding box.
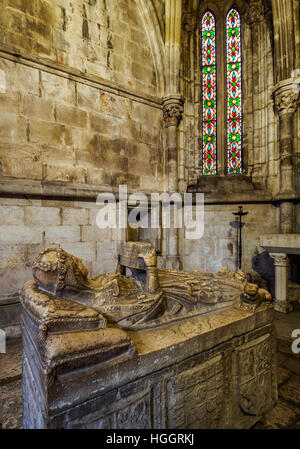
[200,7,243,175]
[202,11,217,175]
[226,8,242,174]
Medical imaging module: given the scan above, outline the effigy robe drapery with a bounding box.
[21,242,277,429]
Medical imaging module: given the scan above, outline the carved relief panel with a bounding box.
[80,390,153,430]
[166,355,224,428]
[234,333,276,416]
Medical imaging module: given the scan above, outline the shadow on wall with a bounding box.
[229,218,241,272]
[289,254,300,285]
[252,251,275,297]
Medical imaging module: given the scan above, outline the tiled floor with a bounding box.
[254,353,300,429]
[0,312,299,429]
[0,343,22,429]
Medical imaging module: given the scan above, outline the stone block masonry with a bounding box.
[0,199,280,296]
[0,200,120,293]
[0,55,163,188]
[0,0,164,191]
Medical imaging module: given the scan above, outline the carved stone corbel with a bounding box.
[246,0,264,25]
[163,97,184,128]
[182,12,198,33]
[269,253,289,267]
[274,90,299,117]
[273,77,300,116]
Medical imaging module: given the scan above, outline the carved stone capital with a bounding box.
[273,299,293,313]
[273,79,300,116]
[269,252,289,267]
[163,97,184,128]
[246,0,264,25]
[183,12,198,33]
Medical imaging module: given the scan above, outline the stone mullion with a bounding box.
[258,19,265,173]
[195,27,202,177]
[179,28,187,190]
[246,0,265,180]
[252,20,261,177]
[193,27,200,180]
[163,0,183,269]
[262,21,269,178]
[188,30,195,184]
[271,0,295,83]
[266,14,278,194]
[243,21,254,174]
[217,9,225,175]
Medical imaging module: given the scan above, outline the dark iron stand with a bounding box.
[232,206,248,270]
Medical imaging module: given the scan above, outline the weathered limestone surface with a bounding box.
[0,0,298,339]
[260,234,300,312]
[0,0,164,191]
[21,243,276,429]
[22,299,277,429]
[0,1,165,304]
[180,203,280,281]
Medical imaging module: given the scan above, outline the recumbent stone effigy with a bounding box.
[21,241,277,429]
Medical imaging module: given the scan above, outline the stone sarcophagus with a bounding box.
[21,242,277,429]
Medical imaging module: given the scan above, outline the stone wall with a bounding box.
[180,0,279,192]
[0,0,166,296]
[0,0,297,301]
[179,203,280,291]
[0,0,161,96]
[0,0,164,190]
[0,197,124,294]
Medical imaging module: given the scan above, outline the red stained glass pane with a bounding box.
[202,11,217,175]
[227,9,242,174]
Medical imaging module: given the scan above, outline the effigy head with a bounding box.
[33,248,88,294]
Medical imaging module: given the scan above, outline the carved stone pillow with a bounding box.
[21,280,107,334]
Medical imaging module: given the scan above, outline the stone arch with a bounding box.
[180,0,277,191]
[135,0,166,95]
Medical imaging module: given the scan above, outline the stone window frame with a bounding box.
[198,0,247,176]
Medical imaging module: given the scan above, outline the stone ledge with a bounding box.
[0,44,162,110]
[187,174,300,204]
[0,343,22,386]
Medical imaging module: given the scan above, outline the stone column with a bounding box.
[273,79,299,233]
[163,96,184,269]
[162,0,184,269]
[163,96,184,192]
[270,253,293,313]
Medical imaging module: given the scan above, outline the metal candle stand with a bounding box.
[232,206,248,271]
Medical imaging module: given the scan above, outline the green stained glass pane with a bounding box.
[229,98,240,107]
[227,8,242,174]
[203,30,215,39]
[228,27,239,37]
[229,133,240,142]
[204,135,215,144]
[204,99,215,108]
[202,11,217,175]
[203,66,215,74]
[228,62,240,71]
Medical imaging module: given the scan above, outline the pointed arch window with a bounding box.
[226,8,242,174]
[201,11,217,175]
[201,7,243,175]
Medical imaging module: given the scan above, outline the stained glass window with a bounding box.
[226,8,242,174]
[202,11,217,175]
